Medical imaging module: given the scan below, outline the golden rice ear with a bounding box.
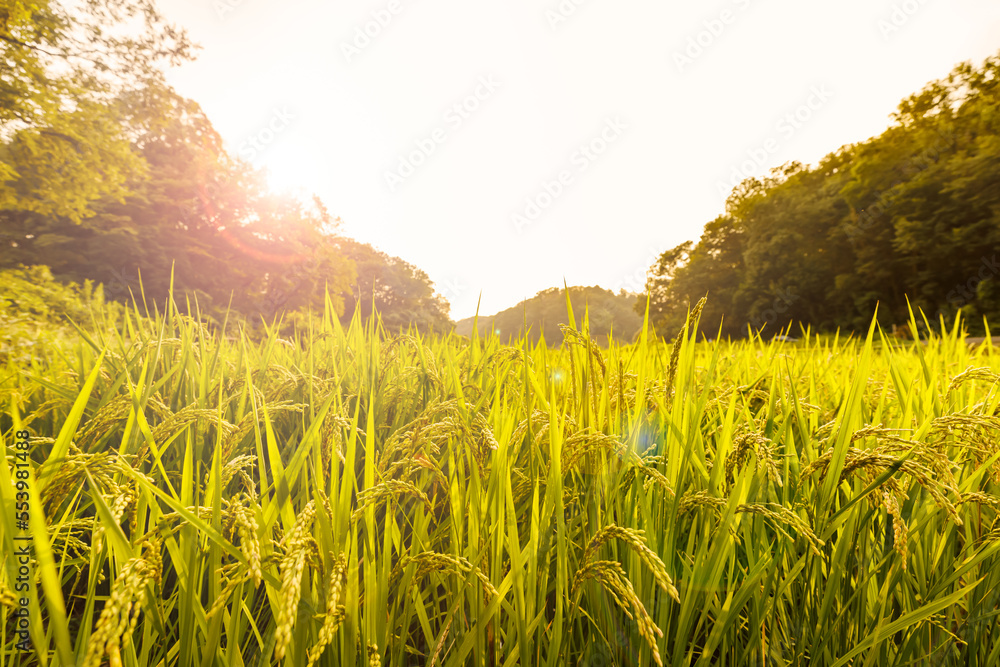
[274,501,318,662]
[571,560,665,667]
[306,553,348,667]
[82,541,162,667]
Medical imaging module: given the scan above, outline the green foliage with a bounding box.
[0,83,455,333]
[1,87,360,327]
[0,264,122,364]
[641,216,746,338]
[0,0,195,222]
[338,237,451,332]
[0,4,444,334]
[644,51,1000,337]
[458,285,642,343]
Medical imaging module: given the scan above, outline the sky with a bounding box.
[155,0,1000,320]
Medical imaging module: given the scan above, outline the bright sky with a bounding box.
[157,0,1000,320]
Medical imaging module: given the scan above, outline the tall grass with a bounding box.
[1,292,998,666]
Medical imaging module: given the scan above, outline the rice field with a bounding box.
[2,294,999,666]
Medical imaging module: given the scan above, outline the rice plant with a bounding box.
[1,292,998,666]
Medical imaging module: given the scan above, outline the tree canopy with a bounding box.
[0,2,452,332]
[642,52,1000,337]
[338,238,452,332]
[0,0,195,221]
[1,88,356,323]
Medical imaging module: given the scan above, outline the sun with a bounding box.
[259,147,326,197]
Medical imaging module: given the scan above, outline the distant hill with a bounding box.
[454,286,643,344]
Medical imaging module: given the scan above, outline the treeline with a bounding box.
[642,52,1000,338]
[455,286,642,344]
[0,0,449,332]
[5,0,998,339]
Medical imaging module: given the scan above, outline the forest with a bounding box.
[0,0,448,333]
[640,54,1000,337]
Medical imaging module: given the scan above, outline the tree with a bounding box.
[1,88,356,323]
[338,239,451,332]
[639,215,748,338]
[640,241,692,334]
[0,0,195,221]
[641,50,1000,336]
[735,157,852,331]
